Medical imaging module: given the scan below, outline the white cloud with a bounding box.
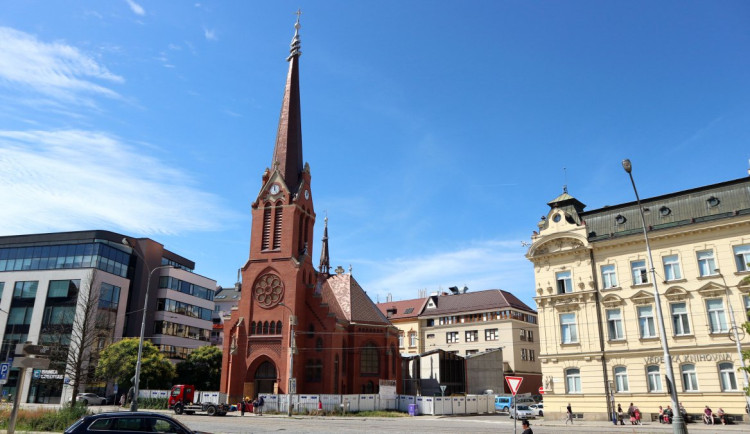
[125,0,145,16]
[203,27,217,41]
[359,240,535,303]
[0,27,123,107]
[0,130,237,236]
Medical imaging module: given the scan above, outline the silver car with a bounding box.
[75,393,107,405]
[510,404,534,419]
[529,403,544,416]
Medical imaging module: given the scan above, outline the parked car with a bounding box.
[74,393,107,405]
[510,404,535,419]
[64,411,209,434]
[529,403,544,416]
[495,396,512,412]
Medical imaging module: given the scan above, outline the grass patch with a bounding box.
[0,402,90,432]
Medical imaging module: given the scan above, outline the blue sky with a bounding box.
[1,1,748,309]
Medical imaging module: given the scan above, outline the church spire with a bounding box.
[271,11,304,194]
[319,215,330,275]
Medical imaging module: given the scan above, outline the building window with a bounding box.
[734,245,750,272]
[272,204,283,250]
[614,366,629,392]
[13,281,38,299]
[601,264,618,289]
[529,349,535,361]
[360,343,379,375]
[663,255,682,281]
[409,333,417,348]
[8,306,34,325]
[560,313,578,344]
[398,333,404,348]
[556,271,572,294]
[565,368,581,393]
[631,260,648,285]
[465,330,478,342]
[706,299,728,333]
[637,305,657,338]
[697,250,717,277]
[528,330,534,342]
[719,362,738,391]
[485,329,498,341]
[744,295,750,322]
[681,364,699,391]
[606,309,624,341]
[647,365,662,392]
[261,206,271,250]
[305,359,322,382]
[519,329,527,341]
[671,302,691,336]
[99,283,121,310]
[446,332,459,343]
[521,348,528,360]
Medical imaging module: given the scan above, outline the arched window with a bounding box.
[614,366,629,392]
[273,202,283,249]
[250,321,256,335]
[334,355,340,394]
[390,344,396,376]
[316,338,323,352]
[276,321,283,335]
[565,368,581,393]
[647,365,662,392]
[681,364,698,391]
[361,343,379,375]
[719,362,737,391]
[269,321,276,335]
[263,321,269,334]
[262,205,272,250]
[305,359,322,382]
[297,213,305,252]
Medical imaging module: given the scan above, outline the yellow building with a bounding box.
[527,177,750,422]
[377,297,428,355]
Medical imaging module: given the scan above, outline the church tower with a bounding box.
[222,15,316,402]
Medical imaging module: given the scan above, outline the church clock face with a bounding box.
[304,189,309,199]
[254,273,284,308]
[269,184,280,195]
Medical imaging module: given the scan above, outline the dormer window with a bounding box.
[615,214,627,225]
[707,196,720,207]
[659,206,671,217]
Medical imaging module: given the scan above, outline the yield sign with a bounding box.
[505,376,523,395]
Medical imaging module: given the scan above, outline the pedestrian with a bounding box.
[256,395,264,416]
[239,398,245,416]
[566,403,573,424]
[521,419,533,434]
[634,406,641,425]
[617,403,624,425]
[704,405,714,424]
[718,408,726,425]
[119,393,125,407]
[658,406,664,423]
[627,402,635,425]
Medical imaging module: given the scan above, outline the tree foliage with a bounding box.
[175,345,222,390]
[96,338,175,390]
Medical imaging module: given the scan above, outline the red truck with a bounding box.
[168,385,228,416]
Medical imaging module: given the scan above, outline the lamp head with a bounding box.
[122,237,133,247]
[622,159,632,173]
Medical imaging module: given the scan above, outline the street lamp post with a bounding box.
[715,270,750,413]
[622,159,687,434]
[278,302,296,417]
[122,238,177,411]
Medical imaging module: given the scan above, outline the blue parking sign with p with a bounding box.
[0,363,10,381]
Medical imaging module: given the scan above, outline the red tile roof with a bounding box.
[423,289,536,316]
[376,298,428,320]
[321,273,391,325]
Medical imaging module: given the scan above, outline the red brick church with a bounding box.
[220,17,401,402]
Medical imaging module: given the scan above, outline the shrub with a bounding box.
[0,402,89,431]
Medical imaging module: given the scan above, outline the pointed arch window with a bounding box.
[361,343,379,375]
[262,206,272,250]
[276,321,283,335]
[250,321,256,335]
[269,321,276,334]
[263,321,269,334]
[273,202,283,249]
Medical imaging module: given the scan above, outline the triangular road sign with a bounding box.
[505,376,523,395]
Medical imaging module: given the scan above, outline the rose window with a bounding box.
[254,273,284,308]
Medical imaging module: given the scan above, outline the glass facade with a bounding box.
[159,276,214,301]
[0,242,131,277]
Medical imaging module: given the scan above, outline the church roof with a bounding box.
[423,289,536,316]
[322,273,392,325]
[271,17,304,193]
[376,297,428,320]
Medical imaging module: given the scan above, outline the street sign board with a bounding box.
[440,385,447,394]
[538,386,544,395]
[505,376,523,396]
[289,377,297,394]
[13,357,51,370]
[16,343,53,356]
[0,362,9,380]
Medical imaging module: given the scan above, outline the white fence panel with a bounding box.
[466,396,478,414]
[259,394,280,412]
[476,395,488,413]
[399,395,415,412]
[321,394,341,412]
[451,396,466,415]
[359,394,376,411]
[200,391,220,404]
[416,396,434,415]
[342,394,359,412]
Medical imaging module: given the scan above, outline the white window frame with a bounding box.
[670,302,691,336]
[719,362,738,391]
[521,348,528,361]
[601,264,618,289]
[409,333,417,348]
[606,309,624,341]
[637,305,657,338]
[681,364,699,391]
[398,333,404,348]
[744,295,750,322]
[614,366,629,392]
[465,330,478,342]
[565,368,581,394]
[663,254,682,281]
[706,298,728,333]
[631,260,648,285]
[556,270,573,294]
[560,313,578,344]
[734,245,750,272]
[485,328,498,341]
[697,250,717,277]
[446,332,459,343]
[647,365,662,392]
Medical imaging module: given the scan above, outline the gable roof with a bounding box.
[321,273,392,325]
[376,297,428,320]
[423,289,536,316]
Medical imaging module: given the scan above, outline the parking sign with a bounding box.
[0,362,10,383]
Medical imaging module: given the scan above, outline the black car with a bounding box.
[64,411,210,434]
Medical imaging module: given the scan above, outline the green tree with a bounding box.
[96,338,175,391]
[175,345,223,390]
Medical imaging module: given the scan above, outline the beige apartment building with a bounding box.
[419,288,542,394]
[377,297,428,356]
[527,176,750,421]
